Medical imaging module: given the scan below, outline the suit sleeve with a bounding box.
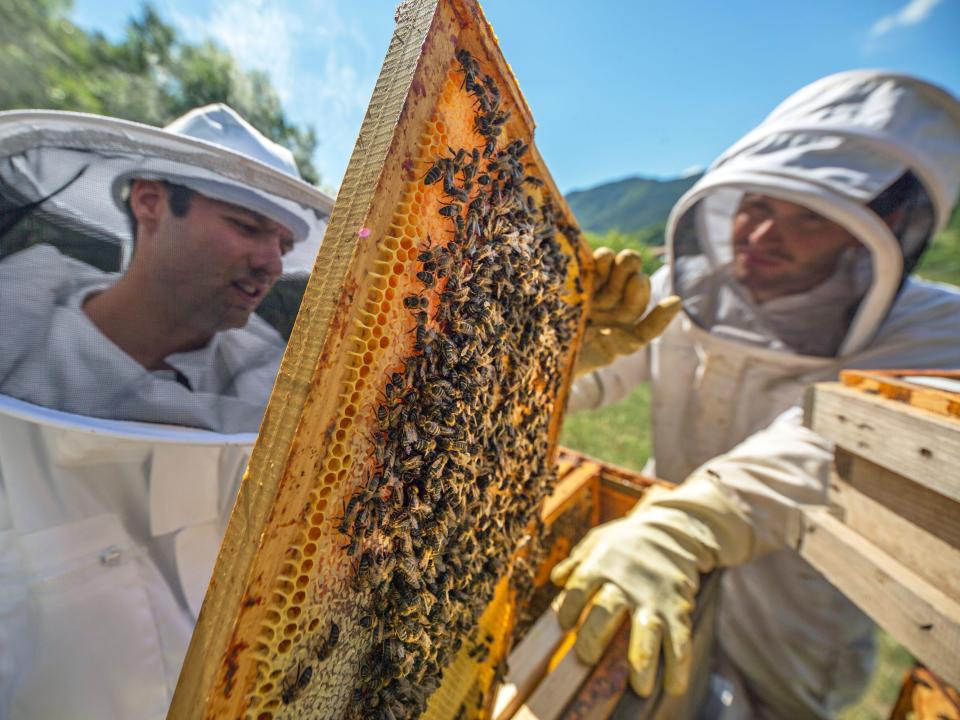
[689,405,832,558]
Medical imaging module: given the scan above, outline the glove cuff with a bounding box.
[630,473,755,568]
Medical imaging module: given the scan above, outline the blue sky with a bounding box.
[70,0,960,194]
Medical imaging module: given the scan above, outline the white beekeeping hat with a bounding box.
[0,105,333,274]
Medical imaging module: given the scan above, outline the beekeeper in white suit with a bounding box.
[556,71,960,719]
[0,105,331,718]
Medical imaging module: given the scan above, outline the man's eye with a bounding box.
[229,218,257,234]
[741,202,769,217]
[799,217,827,232]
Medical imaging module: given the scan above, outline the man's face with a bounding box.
[731,194,861,302]
[139,183,294,333]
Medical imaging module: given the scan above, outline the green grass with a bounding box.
[916,206,960,286]
[839,631,913,720]
[560,384,653,472]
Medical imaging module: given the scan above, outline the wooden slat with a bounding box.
[840,370,960,420]
[597,473,663,524]
[542,462,602,522]
[558,624,630,720]
[798,506,960,687]
[511,646,594,720]
[805,382,960,504]
[830,452,960,600]
[493,600,569,720]
[834,449,960,551]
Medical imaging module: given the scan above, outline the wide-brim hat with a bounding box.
[0,105,334,275]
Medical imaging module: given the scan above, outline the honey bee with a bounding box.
[423,159,445,185]
[281,662,313,705]
[438,203,460,218]
[416,270,436,288]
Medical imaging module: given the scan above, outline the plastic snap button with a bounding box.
[100,545,123,566]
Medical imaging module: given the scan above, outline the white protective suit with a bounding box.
[0,108,332,718]
[570,71,960,718]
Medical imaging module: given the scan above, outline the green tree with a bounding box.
[0,0,320,184]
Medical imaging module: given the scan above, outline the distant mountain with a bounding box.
[565,174,702,238]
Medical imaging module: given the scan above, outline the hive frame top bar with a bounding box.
[169,0,590,717]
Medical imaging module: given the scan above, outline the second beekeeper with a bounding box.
[559,71,960,719]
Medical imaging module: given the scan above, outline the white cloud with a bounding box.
[680,164,704,177]
[869,0,944,37]
[165,0,378,188]
[207,0,299,101]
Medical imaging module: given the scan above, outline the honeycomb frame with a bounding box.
[169,2,592,718]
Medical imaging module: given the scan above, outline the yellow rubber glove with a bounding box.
[550,475,754,697]
[575,248,682,378]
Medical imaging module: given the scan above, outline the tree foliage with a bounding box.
[0,0,320,184]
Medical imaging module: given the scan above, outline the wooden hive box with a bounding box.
[802,370,960,689]
[492,449,718,720]
[169,1,594,718]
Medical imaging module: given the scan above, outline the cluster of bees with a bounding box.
[314,49,582,720]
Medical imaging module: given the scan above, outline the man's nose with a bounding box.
[250,236,285,279]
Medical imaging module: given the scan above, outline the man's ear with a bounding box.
[128,180,166,236]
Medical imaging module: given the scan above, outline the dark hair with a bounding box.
[123,180,196,248]
[867,170,935,277]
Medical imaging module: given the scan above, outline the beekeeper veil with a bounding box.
[667,71,960,358]
[0,104,333,431]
